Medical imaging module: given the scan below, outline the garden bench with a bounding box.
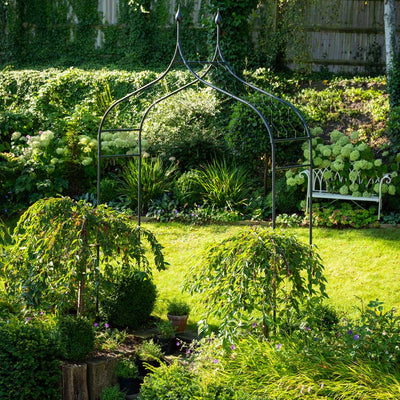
[300,168,393,220]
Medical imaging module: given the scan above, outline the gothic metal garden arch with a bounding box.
[97,7,314,244]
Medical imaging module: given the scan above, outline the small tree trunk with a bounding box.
[384,0,398,78]
[77,278,85,316]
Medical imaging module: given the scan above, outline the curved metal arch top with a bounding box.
[97,7,314,245]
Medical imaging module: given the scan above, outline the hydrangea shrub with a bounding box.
[286,130,399,198]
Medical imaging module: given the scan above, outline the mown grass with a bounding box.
[145,222,400,326]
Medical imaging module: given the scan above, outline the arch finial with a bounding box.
[215,9,222,25]
[175,6,183,23]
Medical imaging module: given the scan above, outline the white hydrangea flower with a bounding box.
[388,185,396,195]
[374,159,382,167]
[349,183,359,192]
[311,127,323,136]
[321,159,331,168]
[338,136,350,146]
[323,170,333,180]
[322,148,332,157]
[313,157,322,167]
[81,157,93,166]
[357,142,368,152]
[286,177,297,186]
[56,148,65,155]
[373,183,380,193]
[296,175,305,185]
[330,130,344,143]
[11,132,21,141]
[285,170,293,179]
[332,144,341,156]
[350,131,359,140]
[381,184,388,194]
[341,143,354,158]
[339,185,349,195]
[391,171,398,178]
[363,191,371,198]
[351,191,361,197]
[332,161,344,171]
[349,150,360,161]
[349,170,359,182]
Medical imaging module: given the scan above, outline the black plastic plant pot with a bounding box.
[118,377,141,395]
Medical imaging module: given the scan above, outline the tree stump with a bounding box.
[61,363,89,400]
[87,357,119,400]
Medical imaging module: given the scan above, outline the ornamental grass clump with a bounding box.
[286,129,400,197]
[183,228,327,342]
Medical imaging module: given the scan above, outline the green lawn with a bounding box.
[146,222,400,325]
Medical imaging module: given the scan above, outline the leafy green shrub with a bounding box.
[184,228,327,342]
[139,362,198,400]
[100,271,157,329]
[100,385,126,400]
[114,357,139,378]
[167,299,190,316]
[266,175,303,213]
[55,315,95,362]
[139,339,164,362]
[304,203,379,228]
[122,157,179,214]
[143,88,225,170]
[173,170,203,207]
[226,92,303,191]
[0,318,61,400]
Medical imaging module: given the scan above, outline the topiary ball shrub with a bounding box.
[100,271,157,329]
[0,318,61,400]
[55,314,95,362]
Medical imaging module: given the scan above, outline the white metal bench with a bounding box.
[300,168,392,220]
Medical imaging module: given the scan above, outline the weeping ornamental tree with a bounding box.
[2,197,166,315]
[184,228,327,343]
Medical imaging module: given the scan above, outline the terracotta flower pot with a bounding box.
[167,314,188,333]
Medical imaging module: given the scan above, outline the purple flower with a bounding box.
[231,345,236,350]
[353,334,360,340]
[276,343,282,350]
[313,337,318,341]
[40,311,44,315]
[347,329,353,335]
[213,359,219,364]
[186,349,190,354]
[305,326,311,331]
[252,322,257,328]
[26,317,31,322]
[94,322,99,328]
[176,341,180,347]
[39,130,43,135]
[104,323,110,329]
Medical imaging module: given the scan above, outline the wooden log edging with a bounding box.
[62,356,119,400]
